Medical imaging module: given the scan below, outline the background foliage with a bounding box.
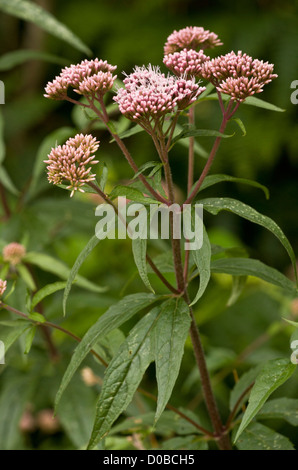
[0,0,297,450]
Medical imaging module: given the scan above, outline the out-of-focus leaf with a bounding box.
[257,398,298,426]
[31,281,67,311]
[190,225,211,306]
[0,0,92,55]
[198,174,269,199]
[0,49,69,71]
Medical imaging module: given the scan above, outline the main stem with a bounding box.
[160,131,232,451]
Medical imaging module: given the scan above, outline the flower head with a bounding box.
[202,51,277,102]
[0,279,7,297]
[44,59,117,100]
[114,65,205,124]
[44,134,100,197]
[3,242,26,266]
[164,26,222,55]
[163,48,208,78]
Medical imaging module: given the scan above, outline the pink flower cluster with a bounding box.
[164,26,222,55]
[44,59,117,100]
[44,134,100,197]
[3,242,26,266]
[202,51,277,101]
[0,279,7,297]
[114,65,205,123]
[163,48,208,79]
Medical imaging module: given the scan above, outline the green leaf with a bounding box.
[201,197,297,283]
[133,161,163,179]
[229,365,263,412]
[109,185,158,205]
[57,375,97,449]
[257,398,298,426]
[203,93,285,112]
[211,257,297,295]
[132,237,154,293]
[244,96,285,112]
[62,235,103,316]
[153,298,191,422]
[15,263,36,291]
[198,174,269,199]
[0,166,19,195]
[0,322,30,354]
[227,275,247,307]
[235,422,295,450]
[28,311,46,323]
[0,110,5,164]
[99,163,108,192]
[23,252,106,311]
[0,0,92,55]
[0,49,69,71]
[55,293,159,409]
[232,117,247,136]
[87,307,159,449]
[24,325,36,354]
[160,435,208,450]
[110,124,144,141]
[31,281,67,311]
[171,128,233,147]
[234,358,296,442]
[190,225,211,306]
[0,374,35,449]
[28,126,75,198]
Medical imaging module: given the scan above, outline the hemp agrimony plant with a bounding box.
[1,26,297,450]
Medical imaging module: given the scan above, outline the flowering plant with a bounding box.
[1,19,297,451]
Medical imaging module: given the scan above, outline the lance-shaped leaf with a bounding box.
[132,237,154,293]
[198,174,269,199]
[201,197,297,283]
[0,0,92,55]
[87,307,160,449]
[152,298,191,422]
[190,225,211,306]
[234,358,296,442]
[55,293,160,410]
[211,257,297,295]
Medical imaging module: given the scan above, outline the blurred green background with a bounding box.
[0,0,298,450]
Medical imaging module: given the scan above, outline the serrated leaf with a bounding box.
[190,225,211,306]
[132,237,154,293]
[0,0,92,55]
[235,422,295,450]
[198,174,269,199]
[55,293,159,410]
[211,257,297,295]
[87,307,160,449]
[201,197,297,283]
[153,298,191,422]
[31,281,67,311]
[0,49,69,71]
[234,358,296,442]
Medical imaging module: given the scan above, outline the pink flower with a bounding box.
[44,59,117,100]
[3,242,26,266]
[202,51,277,102]
[44,134,100,197]
[164,26,222,55]
[114,65,205,124]
[163,48,208,78]
[0,279,7,297]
